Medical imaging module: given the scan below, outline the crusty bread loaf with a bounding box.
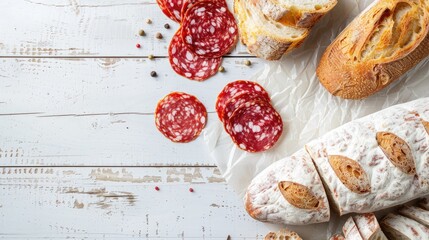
[419,196,429,210]
[381,214,429,240]
[398,205,429,227]
[245,149,330,225]
[253,0,337,28]
[264,229,302,240]
[306,98,429,215]
[317,0,429,99]
[353,213,387,240]
[329,234,345,240]
[234,0,308,60]
[343,217,364,240]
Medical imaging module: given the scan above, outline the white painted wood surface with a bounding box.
[0,0,276,238]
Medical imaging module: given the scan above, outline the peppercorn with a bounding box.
[148,54,154,60]
[164,23,170,29]
[138,29,146,36]
[218,66,225,72]
[150,71,157,77]
[146,18,152,24]
[136,43,141,48]
[189,188,194,192]
[155,32,163,39]
[155,186,160,191]
[244,60,251,66]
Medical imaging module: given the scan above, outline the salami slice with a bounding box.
[156,0,177,22]
[155,92,207,143]
[169,28,222,81]
[165,0,184,22]
[181,1,238,58]
[221,93,268,124]
[226,100,283,152]
[215,80,270,120]
[181,0,227,20]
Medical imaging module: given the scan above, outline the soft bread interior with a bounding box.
[277,0,334,11]
[236,0,307,44]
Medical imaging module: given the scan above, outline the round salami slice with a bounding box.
[165,0,184,22]
[155,92,207,143]
[226,100,283,152]
[181,0,227,20]
[169,28,222,81]
[181,1,238,58]
[157,0,177,22]
[221,92,268,124]
[215,80,270,120]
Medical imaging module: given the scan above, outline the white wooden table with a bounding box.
[0,0,273,239]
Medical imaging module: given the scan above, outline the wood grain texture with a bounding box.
[0,167,270,239]
[0,0,248,57]
[0,58,263,166]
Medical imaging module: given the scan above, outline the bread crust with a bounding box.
[317,0,429,99]
[254,0,338,28]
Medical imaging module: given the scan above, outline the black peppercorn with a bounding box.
[150,71,157,77]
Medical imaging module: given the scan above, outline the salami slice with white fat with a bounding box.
[165,0,184,22]
[169,28,222,81]
[181,0,227,20]
[156,0,177,22]
[155,92,207,143]
[226,100,283,152]
[215,80,270,120]
[181,1,238,58]
[221,93,268,124]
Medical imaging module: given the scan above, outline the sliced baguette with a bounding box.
[381,214,429,240]
[253,0,337,28]
[234,0,308,60]
[398,205,429,228]
[264,229,302,240]
[317,0,429,99]
[353,213,387,240]
[329,234,345,240]
[343,216,364,240]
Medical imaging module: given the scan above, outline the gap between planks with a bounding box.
[0,165,218,168]
[0,55,257,59]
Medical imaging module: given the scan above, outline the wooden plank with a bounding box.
[0,0,248,57]
[0,57,262,166]
[0,167,270,239]
[0,58,262,114]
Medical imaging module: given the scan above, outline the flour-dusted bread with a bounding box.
[244,149,330,225]
[329,234,345,240]
[398,205,429,227]
[264,229,302,240]
[253,0,337,28]
[381,214,429,239]
[305,98,429,215]
[234,0,308,60]
[343,217,364,240]
[353,213,387,240]
[317,0,429,99]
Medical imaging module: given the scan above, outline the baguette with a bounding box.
[353,213,387,240]
[329,234,345,240]
[245,98,429,224]
[253,0,337,28]
[306,98,429,215]
[264,229,302,240]
[234,0,308,60]
[381,213,429,240]
[398,205,429,227]
[245,149,330,225]
[342,217,364,240]
[317,0,429,99]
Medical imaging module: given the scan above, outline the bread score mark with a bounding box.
[278,181,320,210]
[328,155,371,194]
[376,132,416,175]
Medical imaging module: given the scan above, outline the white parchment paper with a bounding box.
[204,0,429,238]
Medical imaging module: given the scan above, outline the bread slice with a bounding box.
[353,213,388,240]
[234,0,308,60]
[329,234,345,240]
[381,214,429,240]
[317,0,429,99]
[398,205,429,227]
[264,229,302,240]
[343,217,364,240]
[244,149,330,225]
[253,0,337,28]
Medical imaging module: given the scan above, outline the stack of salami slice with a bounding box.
[157,0,238,81]
[216,80,284,152]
